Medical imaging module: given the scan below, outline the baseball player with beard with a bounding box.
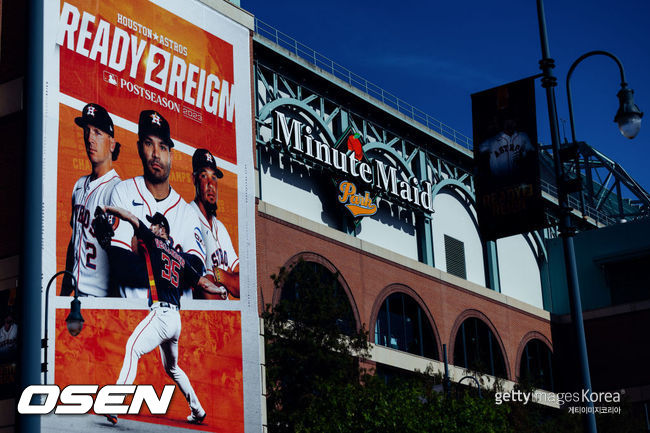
[189,149,240,299]
[61,103,121,297]
[108,110,206,299]
[99,206,226,426]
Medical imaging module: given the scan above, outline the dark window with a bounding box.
[601,255,650,305]
[375,363,423,385]
[519,339,554,391]
[453,317,507,378]
[444,235,466,279]
[374,292,438,360]
[281,260,356,335]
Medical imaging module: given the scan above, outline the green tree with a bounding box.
[263,261,642,432]
[262,260,370,433]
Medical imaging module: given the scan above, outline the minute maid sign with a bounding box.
[272,111,435,217]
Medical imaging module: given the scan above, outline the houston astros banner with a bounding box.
[471,77,544,241]
[36,1,262,431]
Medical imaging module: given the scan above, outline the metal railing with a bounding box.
[254,19,625,227]
[540,179,616,226]
[254,18,473,150]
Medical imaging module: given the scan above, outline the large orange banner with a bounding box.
[41,0,260,431]
[55,309,244,432]
[58,0,237,163]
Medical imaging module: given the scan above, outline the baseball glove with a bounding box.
[93,206,114,250]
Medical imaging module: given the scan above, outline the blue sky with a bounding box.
[243,0,650,193]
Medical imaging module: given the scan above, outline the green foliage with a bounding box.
[295,375,510,433]
[263,261,370,433]
[263,261,645,432]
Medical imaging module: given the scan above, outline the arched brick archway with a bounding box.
[447,309,511,380]
[515,331,553,385]
[369,283,442,361]
[515,331,553,379]
[272,252,362,332]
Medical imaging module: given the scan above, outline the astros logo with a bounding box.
[86,106,96,117]
[107,214,119,231]
[150,113,162,126]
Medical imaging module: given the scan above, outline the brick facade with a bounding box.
[256,207,552,381]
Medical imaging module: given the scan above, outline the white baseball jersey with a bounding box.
[116,304,203,416]
[0,323,18,352]
[110,176,206,299]
[70,169,121,297]
[189,200,239,279]
[479,131,533,177]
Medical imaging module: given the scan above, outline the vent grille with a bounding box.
[444,235,466,279]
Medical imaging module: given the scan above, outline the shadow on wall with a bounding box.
[261,145,417,236]
[354,198,415,236]
[260,146,340,228]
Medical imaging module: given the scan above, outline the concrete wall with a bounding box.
[431,191,485,287]
[497,234,543,309]
[545,217,650,314]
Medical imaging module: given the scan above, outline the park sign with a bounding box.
[272,110,435,218]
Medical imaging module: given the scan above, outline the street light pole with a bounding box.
[567,51,643,143]
[536,1,598,432]
[42,270,84,385]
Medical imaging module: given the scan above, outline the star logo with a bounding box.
[86,106,96,117]
[205,153,213,163]
[150,113,162,126]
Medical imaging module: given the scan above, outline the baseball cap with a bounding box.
[146,212,170,236]
[138,110,174,147]
[75,103,114,137]
[192,148,223,178]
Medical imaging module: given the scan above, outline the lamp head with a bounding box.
[65,297,84,337]
[614,86,643,139]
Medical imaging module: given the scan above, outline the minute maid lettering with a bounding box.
[272,111,434,215]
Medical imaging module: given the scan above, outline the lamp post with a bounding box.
[536,2,643,433]
[567,51,644,143]
[458,375,482,399]
[42,270,85,384]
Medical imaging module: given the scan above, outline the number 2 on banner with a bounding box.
[150,53,166,87]
[144,47,170,92]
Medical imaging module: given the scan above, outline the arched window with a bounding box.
[374,292,438,359]
[453,317,507,378]
[280,260,356,335]
[519,339,554,391]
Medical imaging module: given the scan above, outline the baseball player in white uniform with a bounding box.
[479,119,534,178]
[189,149,240,299]
[108,110,206,299]
[100,207,226,426]
[0,313,18,361]
[62,103,121,297]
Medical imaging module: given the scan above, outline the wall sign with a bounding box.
[272,110,435,217]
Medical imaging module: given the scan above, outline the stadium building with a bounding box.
[0,0,649,431]
[249,8,650,426]
[252,20,555,389]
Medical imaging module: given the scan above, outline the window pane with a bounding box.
[374,302,389,347]
[403,295,419,355]
[375,292,438,360]
[387,293,404,350]
[281,261,355,335]
[453,318,507,379]
[519,339,554,390]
